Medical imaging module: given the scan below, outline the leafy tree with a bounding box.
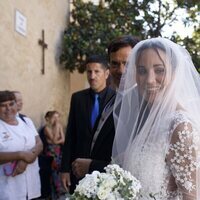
[171,2,200,70]
[60,0,143,72]
[172,26,200,71]
[60,0,200,72]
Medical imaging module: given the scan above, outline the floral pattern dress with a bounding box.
[163,111,200,199]
[126,110,200,200]
[45,143,62,199]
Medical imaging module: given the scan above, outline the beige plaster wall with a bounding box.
[69,70,88,95]
[0,0,71,128]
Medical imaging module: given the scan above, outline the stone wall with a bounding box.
[0,0,71,128]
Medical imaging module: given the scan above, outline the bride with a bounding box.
[112,38,200,199]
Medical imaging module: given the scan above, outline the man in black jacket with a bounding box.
[60,55,115,193]
[61,36,139,193]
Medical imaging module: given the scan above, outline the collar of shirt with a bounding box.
[90,87,108,101]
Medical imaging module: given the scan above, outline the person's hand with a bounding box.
[61,172,71,192]
[72,158,92,179]
[12,160,28,177]
[19,150,36,163]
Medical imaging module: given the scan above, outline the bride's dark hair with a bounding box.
[135,40,177,71]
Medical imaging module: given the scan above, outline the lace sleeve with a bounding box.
[167,121,199,199]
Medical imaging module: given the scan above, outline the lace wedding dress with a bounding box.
[124,110,200,200]
[112,38,200,200]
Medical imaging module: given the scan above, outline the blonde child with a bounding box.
[41,110,65,199]
[44,111,65,145]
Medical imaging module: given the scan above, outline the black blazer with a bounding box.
[61,87,115,190]
[89,94,116,173]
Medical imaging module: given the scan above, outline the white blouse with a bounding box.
[0,117,41,200]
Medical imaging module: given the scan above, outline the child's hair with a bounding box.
[45,110,59,119]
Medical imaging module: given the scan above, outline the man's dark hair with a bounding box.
[0,90,16,103]
[85,55,109,70]
[107,35,140,59]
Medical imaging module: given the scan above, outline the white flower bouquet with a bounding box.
[66,164,141,200]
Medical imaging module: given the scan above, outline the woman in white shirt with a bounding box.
[0,90,43,200]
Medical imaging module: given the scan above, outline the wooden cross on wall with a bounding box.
[38,29,48,74]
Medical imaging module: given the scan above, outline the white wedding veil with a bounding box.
[112,37,200,199]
